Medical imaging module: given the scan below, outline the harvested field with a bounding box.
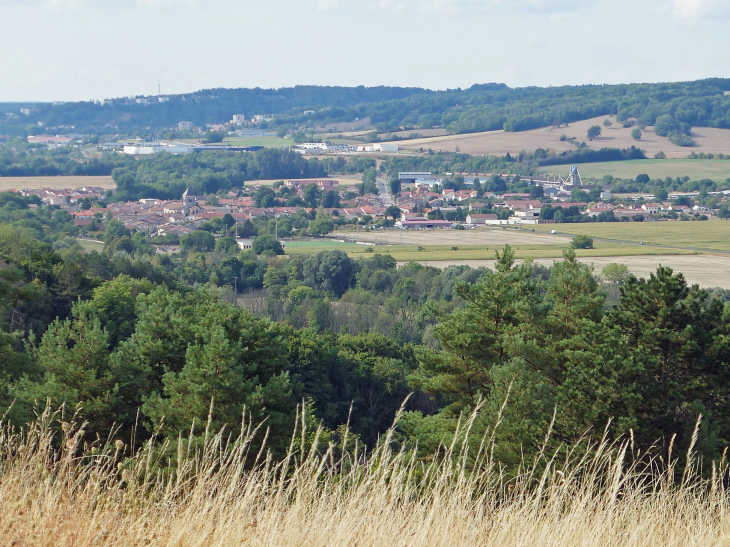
[389,128,448,138]
[411,254,730,289]
[0,175,115,190]
[387,115,730,159]
[332,227,572,247]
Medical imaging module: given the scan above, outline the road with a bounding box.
[376,178,393,207]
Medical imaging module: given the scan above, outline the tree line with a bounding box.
[4,79,730,139]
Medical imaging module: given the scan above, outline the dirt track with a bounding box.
[408,254,730,289]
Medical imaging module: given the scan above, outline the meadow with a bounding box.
[223,136,291,148]
[2,405,728,547]
[283,235,696,261]
[539,159,730,181]
[76,238,105,252]
[532,220,730,252]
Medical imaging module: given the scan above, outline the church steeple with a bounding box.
[182,188,196,207]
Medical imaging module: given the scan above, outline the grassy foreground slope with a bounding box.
[1,408,727,546]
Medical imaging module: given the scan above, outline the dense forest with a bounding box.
[1,192,730,472]
[3,79,730,138]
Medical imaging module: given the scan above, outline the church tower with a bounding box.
[182,188,196,207]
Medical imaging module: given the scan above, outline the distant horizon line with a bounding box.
[2,77,729,105]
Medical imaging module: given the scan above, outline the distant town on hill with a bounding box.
[2,79,730,139]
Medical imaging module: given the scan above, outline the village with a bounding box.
[12,164,727,252]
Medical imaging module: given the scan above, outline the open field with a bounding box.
[315,117,374,133]
[289,234,694,262]
[284,240,359,254]
[415,253,730,289]
[532,220,730,252]
[332,227,573,247]
[222,136,290,148]
[540,159,730,181]
[0,175,115,190]
[377,244,694,262]
[389,128,449,138]
[386,115,730,159]
[76,238,105,252]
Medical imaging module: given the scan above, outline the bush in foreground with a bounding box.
[0,405,727,546]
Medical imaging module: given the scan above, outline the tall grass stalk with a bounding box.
[0,403,729,546]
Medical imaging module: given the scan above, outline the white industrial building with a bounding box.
[353,143,399,152]
[298,143,332,150]
[123,142,194,155]
[178,121,193,131]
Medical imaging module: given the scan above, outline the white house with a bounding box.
[641,203,662,214]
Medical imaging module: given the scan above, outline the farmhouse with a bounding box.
[586,202,615,217]
[641,203,663,214]
[466,213,499,225]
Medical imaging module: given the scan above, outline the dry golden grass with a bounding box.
[388,115,730,159]
[408,254,730,289]
[1,403,729,546]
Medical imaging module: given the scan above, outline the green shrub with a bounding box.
[570,234,594,249]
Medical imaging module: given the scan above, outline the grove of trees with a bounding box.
[2,186,730,473]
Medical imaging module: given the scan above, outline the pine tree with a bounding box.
[410,246,543,413]
[16,306,116,430]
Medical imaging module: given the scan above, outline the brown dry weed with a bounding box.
[0,403,728,546]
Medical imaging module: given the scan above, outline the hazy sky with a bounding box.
[0,0,727,102]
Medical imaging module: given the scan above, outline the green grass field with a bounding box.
[282,240,696,261]
[284,240,358,252]
[76,238,104,252]
[223,137,291,148]
[533,220,730,251]
[539,159,730,181]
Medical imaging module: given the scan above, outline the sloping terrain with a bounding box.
[388,115,730,159]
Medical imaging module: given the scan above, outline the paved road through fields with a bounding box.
[376,178,392,207]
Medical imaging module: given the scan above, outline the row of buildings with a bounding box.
[292,142,399,154]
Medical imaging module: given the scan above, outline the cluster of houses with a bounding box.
[18,186,107,208]
[12,167,726,241]
[20,180,391,237]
